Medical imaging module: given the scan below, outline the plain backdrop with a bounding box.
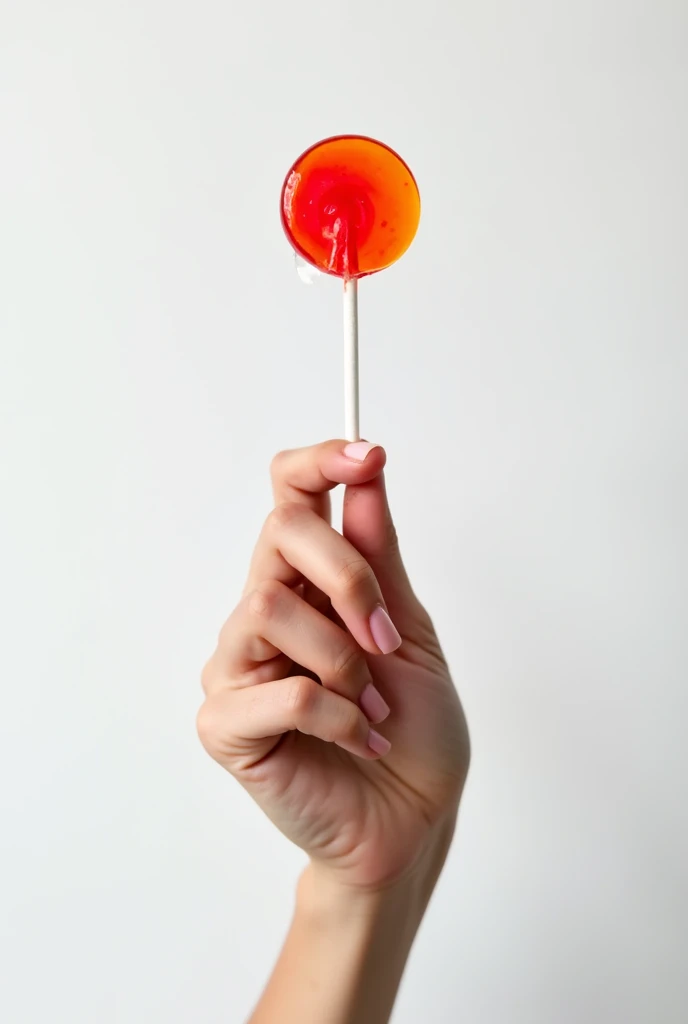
[1,2,687,1022]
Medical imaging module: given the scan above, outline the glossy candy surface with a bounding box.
[281,135,420,279]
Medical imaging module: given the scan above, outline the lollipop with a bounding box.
[281,135,420,440]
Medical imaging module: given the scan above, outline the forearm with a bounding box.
[248,869,424,1024]
[248,820,456,1024]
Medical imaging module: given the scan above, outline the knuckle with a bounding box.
[247,579,283,620]
[288,676,318,718]
[338,701,364,743]
[336,557,375,596]
[195,699,219,754]
[333,641,366,682]
[196,693,240,764]
[200,658,216,695]
[267,501,305,533]
[269,449,290,481]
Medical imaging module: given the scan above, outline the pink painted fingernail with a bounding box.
[369,606,402,655]
[343,441,380,463]
[360,683,390,724]
[368,729,392,757]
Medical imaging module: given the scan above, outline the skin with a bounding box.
[197,439,470,1023]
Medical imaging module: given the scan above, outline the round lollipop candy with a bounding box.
[281,135,420,440]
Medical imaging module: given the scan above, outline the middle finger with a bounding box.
[217,581,391,724]
[244,502,402,657]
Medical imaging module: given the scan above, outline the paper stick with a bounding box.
[343,277,359,442]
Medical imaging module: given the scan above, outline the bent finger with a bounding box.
[270,439,386,520]
[217,580,390,724]
[197,675,392,773]
[245,502,402,656]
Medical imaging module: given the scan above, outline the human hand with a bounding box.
[197,440,470,892]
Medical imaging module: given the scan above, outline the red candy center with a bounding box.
[298,172,375,277]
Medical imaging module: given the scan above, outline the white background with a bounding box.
[1,2,687,1021]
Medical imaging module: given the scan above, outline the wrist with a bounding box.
[296,810,458,937]
[295,864,424,944]
[290,867,423,1024]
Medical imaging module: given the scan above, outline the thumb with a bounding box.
[342,466,419,631]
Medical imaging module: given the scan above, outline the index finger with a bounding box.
[270,439,386,522]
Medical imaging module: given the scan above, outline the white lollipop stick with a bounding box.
[343,277,360,442]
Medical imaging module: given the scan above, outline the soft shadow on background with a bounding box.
[1,2,687,1022]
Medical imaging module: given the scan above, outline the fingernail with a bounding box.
[368,729,392,757]
[343,441,380,463]
[369,606,402,655]
[360,682,391,724]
